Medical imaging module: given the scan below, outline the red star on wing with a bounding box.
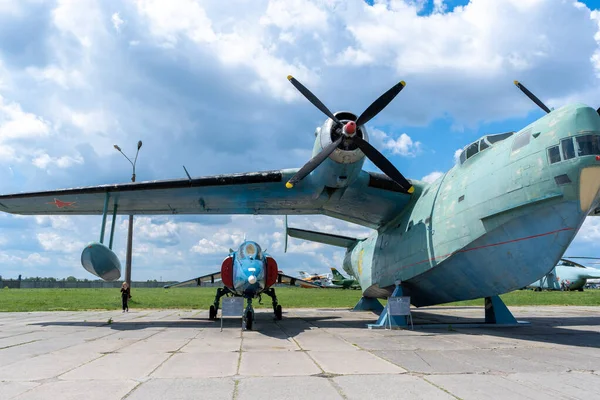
[47,198,77,208]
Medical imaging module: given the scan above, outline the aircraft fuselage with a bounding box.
[338,104,600,306]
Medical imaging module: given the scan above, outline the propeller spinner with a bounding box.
[285,76,414,194]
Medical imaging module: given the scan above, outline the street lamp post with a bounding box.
[114,141,143,291]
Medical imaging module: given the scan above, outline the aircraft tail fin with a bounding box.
[286,225,360,249]
[330,267,346,280]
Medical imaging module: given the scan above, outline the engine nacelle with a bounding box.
[81,242,121,281]
[221,256,234,289]
[312,111,368,188]
[265,256,278,288]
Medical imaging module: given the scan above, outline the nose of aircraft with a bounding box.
[234,259,265,295]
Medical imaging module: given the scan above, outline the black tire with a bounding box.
[275,304,283,320]
[209,305,217,320]
[246,310,253,330]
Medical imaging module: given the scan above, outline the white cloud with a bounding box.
[111,12,124,32]
[576,217,600,242]
[32,153,84,170]
[135,0,217,46]
[36,232,85,253]
[131,217,180,245]
[384,133,422,157]
[191,238,226,254]
[0,96,50,140]
[259,0,328,31]
[422,171,443,184]
[51,0,106,48]
[369,128,422,157]
[0,0,600,282]
[454,148,463,163]
[26,65,87,89]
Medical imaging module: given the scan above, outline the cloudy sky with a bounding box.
[1,0,600,282]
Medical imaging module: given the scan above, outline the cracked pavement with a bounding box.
[1,306,600,399]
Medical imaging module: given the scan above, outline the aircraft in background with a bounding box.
[298,270,330,282]
[164,240,320,330]
[527,257,600,291]
[330,268,361,290]
[1,77,600,325]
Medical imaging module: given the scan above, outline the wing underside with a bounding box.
[0,169,412,228]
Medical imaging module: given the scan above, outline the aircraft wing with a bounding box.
[277,273,323,288]
[0,169,412,228]
[163,272,222,288]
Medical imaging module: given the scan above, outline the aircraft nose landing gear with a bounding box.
[243,298,254,331]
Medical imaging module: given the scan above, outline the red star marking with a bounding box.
[47,198,77,208]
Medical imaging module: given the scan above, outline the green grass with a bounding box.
[1,287,599,312]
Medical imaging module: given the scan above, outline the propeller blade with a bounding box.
[354,136,414,193]
[287,75,341,125]
[356,81,406,126]
[514,81,551,114]
[286,137,343,188]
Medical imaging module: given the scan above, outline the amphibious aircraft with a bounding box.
[330,268,361,290]
[163,240,320,330]
[527,257,600,291]
[1,77,599,324]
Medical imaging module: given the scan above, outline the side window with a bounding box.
[576,135,600,156]
[547,146,561,164]
[561,138,575,160]
[511,129,531,152]
[479,139,490,151]
[460,150,466,164]
[466,142,479,159]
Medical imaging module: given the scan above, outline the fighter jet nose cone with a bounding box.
[248,275,257,284]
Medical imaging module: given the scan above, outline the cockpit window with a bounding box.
[239,242,262,260]
[479,139,490,151]
[547,146,561,164]
[511,129,531,152]
[561,138,575,160]
[486,131,514,144]
[576,135,600,156]
[459,132,514,165]
[466,142,478,159]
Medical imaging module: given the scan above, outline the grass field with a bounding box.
[1,287,600,312]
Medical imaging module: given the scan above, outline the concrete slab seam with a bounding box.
[421,376,462,399]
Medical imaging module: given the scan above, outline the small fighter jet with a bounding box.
[164,240,321,330]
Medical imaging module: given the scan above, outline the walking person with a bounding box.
[121,282,131,312]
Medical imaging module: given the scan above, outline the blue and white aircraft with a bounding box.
[527,258,600,291]
[164,240,320,330]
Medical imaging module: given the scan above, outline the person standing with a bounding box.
[121,282,131,312]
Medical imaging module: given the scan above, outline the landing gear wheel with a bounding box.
[245,310,253,330]
[209,305,217,320]
[274,304,283,320]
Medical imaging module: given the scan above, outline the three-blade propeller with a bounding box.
[285,76,414,194]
